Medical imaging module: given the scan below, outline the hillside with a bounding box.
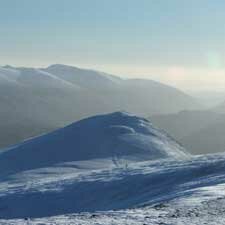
[0,111,189,175]
[0,113,225,224]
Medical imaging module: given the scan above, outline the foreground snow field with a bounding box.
[2,197,225,225]
[0,112,225,224]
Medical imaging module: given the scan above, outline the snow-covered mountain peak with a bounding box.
[0,112,190,175]
[44,64,122,88]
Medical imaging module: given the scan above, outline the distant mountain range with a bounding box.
[213,100,225,113]
[150,110,225,154]
[0,64,200,148]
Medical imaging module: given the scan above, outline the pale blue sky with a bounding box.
[1,0,225,90]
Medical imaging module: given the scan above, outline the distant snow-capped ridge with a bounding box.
[0,111,190,175]
[0,64,201,150]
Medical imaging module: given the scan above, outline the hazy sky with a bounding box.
[1,0,225,91]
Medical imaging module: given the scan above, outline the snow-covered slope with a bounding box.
[0,151,225,221]
[0,112,225,224]
[0,112,189,175]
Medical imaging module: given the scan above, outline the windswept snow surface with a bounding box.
[0,112,225,224]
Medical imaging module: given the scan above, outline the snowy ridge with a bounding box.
[0,112,189,176]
